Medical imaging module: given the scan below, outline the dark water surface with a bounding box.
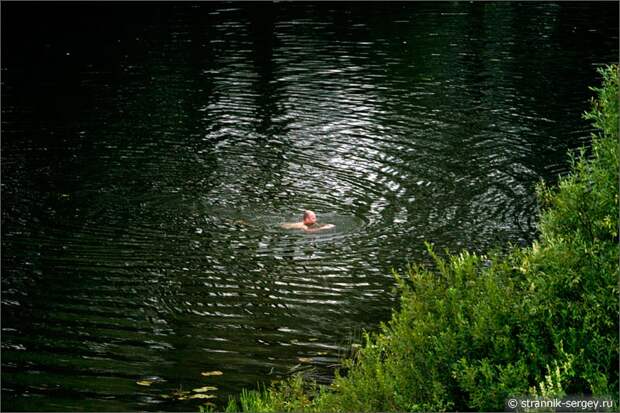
[2,2,618,411]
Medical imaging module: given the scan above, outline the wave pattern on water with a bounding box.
[2,2,617,411]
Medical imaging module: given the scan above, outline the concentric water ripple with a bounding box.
[2,2,618,411]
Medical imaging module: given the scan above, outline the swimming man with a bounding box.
[281,210,335,232]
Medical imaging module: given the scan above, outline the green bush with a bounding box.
[213,64,619,412]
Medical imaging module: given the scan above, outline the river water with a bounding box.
[2,2,617,411]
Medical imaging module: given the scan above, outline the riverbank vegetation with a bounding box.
[206,64,619,412]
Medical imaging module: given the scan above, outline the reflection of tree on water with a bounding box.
[248,3,279,137]
[246,3,292,208]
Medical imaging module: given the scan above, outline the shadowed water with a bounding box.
[2,2,618,411]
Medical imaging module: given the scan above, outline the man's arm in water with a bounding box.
[303,224,335,232]
[281,222,306,229]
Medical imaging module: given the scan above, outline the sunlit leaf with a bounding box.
[192,386,218,393]
[136,380,153,386]
[190,393,217,399]
[298,357,313,363]
[201,370,224,376]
